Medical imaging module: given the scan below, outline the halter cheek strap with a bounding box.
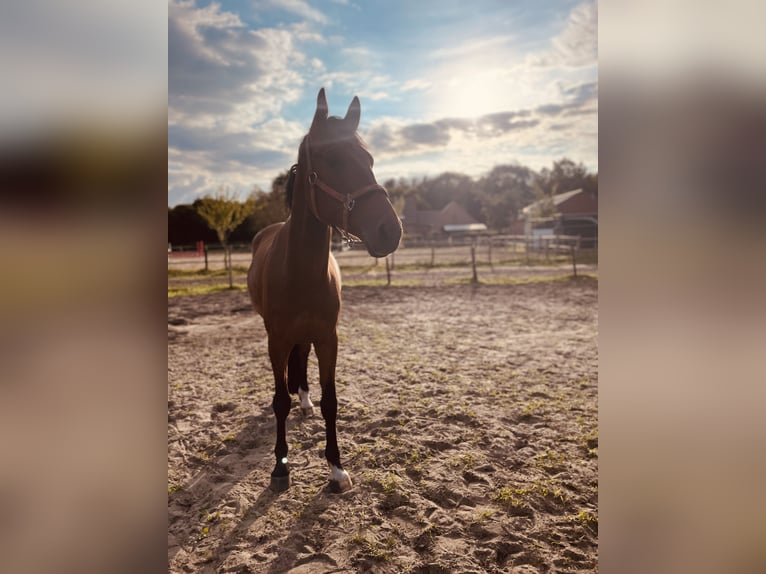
[300,135,388,239]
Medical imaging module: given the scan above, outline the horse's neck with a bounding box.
[286,178,332,281]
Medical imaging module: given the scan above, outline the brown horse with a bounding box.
[248,88,402,492]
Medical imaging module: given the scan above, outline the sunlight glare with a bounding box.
[434,70,510,119]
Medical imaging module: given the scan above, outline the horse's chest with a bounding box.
[264,295,340,341]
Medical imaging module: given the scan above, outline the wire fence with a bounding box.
[169,234,597,286]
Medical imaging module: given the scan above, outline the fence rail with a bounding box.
[168,235,596,284]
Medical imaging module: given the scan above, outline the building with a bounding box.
[401,199,486,237]
[520,188,598,246]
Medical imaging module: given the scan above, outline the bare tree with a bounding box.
[196,186,254,288]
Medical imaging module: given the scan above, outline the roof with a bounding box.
[443,223,488,233]
[403,199,479,229]
[521,188,585,216]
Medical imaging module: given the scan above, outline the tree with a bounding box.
[475,164,536,230]
[196,186,254,288]
[537,158,596,198]
[168,204,217,245]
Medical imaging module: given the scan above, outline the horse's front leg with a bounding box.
[269,337,292,492]
[288,343,314,416]
[315,331,352,493]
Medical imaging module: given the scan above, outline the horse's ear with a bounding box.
[312,88,328,129]
[344,96,361,131]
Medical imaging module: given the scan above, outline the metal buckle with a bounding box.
[344,197,355,211]
[308,171,318,184]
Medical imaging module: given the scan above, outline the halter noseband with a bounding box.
[297,134,387,243]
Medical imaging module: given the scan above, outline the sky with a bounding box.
[168,0,597,206]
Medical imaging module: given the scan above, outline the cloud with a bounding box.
[168,0,317,204]
[361,85,596,156]
[167,1,598,205]
[552,1,597,66]
[261,0,328,24]
[401,79,432,92]
[169,0,307,129]
[429,35,515,61]
[400,123,451,146]
[529,1,597,68]
[561,81,598,105]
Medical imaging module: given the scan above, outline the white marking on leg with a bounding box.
[298,387,314,410]
[329,464,351,487]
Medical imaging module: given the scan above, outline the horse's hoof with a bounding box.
[270,474,291,492]
[329,476,353,493]
[328,466,352,493]
[301,406,314,416]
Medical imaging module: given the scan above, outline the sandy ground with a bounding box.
[168,279,598,573]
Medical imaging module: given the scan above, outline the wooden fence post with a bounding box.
[470,243,478,284]
[227,245,234,288]
[385,256,391,286]
[525,236,530,266]
[430,244,435,267]
[487,237,493,267]
[204,244,209,272]
[570,243,578,278]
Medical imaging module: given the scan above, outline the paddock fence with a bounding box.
[168,235,597,285]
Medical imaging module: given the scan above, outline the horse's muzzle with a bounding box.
[366,217,402,257]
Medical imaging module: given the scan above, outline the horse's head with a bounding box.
[302,88,402,257]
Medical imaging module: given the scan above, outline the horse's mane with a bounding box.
[285,163,297,211]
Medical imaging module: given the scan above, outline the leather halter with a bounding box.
[298,134,387,241]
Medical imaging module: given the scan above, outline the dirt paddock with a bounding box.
[168,279,598,573]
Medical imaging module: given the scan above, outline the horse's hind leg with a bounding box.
[287,344,314,416]
[315,332,352,493]
[269,338,292,492]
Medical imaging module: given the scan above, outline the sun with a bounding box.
[433,69,510,119]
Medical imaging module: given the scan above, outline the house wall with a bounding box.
[402,200,479,236]
[558,191,597,216]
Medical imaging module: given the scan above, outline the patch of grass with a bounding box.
[382,534,399,549]
[167,483,182,494]
[349,532,391,562]
[493,486,528,510]
[446,274,597,286]
[168,284,247,298]
[472,509,495,524]
[530,479,567,504]
[450,452,477,469]
[381,472,400,494]
[534,448,568,469]
[342,279,425,287]
[521,399,545,418]
[168,266,248,278]
[570,509,598,527]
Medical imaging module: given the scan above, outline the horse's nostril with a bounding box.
[378,220,401,243]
